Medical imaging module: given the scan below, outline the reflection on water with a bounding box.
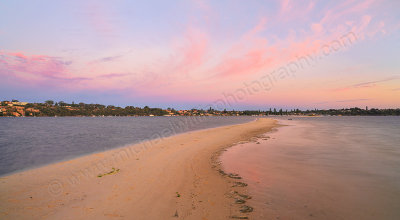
[222,116,400,220]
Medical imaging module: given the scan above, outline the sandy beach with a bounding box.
[0,118,277,219]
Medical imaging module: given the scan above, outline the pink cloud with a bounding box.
[311,23,324,35]
[319,0,376,27]
[0,51,83,84]
[133,27,210,89]
[280,0,292,14]
[102,0,392,102]
[208,18,275,78]
[8,52,28,60]
[175,28,209,77]
[245,17,268,39]
[127,4,379,100]
[350,15,372,39]
[212,47,274,77]
[203,1,375,81]
[110,1,391,96]
[278,0,316,21]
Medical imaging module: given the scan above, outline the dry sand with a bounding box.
[0,118,277,219]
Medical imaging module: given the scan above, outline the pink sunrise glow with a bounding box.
[0,0,399,108]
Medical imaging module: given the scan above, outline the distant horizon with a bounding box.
[1,99,398,112]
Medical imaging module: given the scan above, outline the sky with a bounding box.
[0,0,399,110]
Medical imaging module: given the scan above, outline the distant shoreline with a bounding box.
[2,101,399,117]
[1,115,400,118]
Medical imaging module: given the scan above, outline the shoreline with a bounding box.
[0,116,257,177]
[0,118,277,219]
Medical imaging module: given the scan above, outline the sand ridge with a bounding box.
[0,118,277,219]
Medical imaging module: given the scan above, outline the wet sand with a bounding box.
[0,118,277,219]
[221,118,400,220]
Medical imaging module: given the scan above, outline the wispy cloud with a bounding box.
[0,51,89,85]
[1,51,71,78]
[174,27,209,78]
[210,17,274,78]
[314,98,370,105]
[336,98,369,103]
[335,76,399,91]
[98,73,130,79]
[89,55,123,64]
[113,0,393,101]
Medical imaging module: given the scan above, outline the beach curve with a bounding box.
[0,118,277,220]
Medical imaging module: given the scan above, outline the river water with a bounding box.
[0,116,256,176]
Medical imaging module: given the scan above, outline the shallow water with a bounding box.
[0,116,255,176]
[222,116,400,220]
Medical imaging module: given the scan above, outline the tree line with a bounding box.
[1,100,399,116]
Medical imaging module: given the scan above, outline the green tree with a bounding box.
[45,100,54,106]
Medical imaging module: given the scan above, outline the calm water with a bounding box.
[0,116,255,176]
[222,116,400,220]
